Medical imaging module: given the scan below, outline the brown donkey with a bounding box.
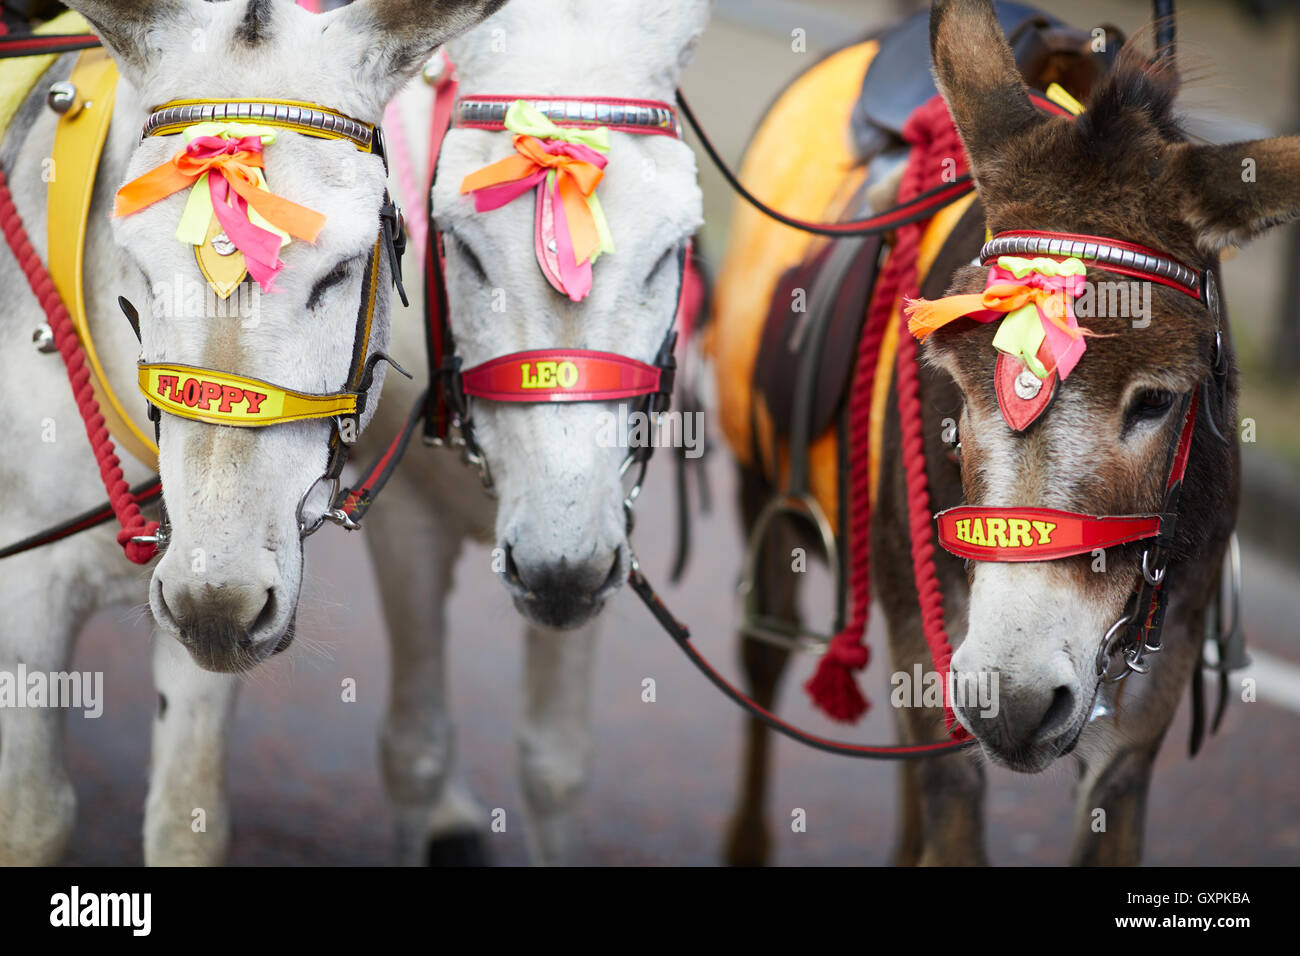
[710,0,1300,865]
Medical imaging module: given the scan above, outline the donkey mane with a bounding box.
[1074,50,1185,159]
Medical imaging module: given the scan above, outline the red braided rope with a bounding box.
[0,169,158,563]
[804,95,969,738]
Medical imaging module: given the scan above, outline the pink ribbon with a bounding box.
[188,136,288,292]
[967,265,1089,380]
[465,139,609,302]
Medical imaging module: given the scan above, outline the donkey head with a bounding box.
[70,0,505,672]
[924,0,1300,770]
[434,0,707,629]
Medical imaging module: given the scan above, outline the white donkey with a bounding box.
[364,0,709,864]
[0,0,504,865]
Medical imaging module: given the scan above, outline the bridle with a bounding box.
[428,91,684,518]
[933,229,1230,685]
[122,97,410,549]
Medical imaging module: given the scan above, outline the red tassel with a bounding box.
[804,630,871,723]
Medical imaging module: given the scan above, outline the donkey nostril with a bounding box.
[249,588,277,638]
[502,544,524,588]
[1036,685,1076,738]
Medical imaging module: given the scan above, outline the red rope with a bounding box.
[0,169,158,563]
[805,94,969,738]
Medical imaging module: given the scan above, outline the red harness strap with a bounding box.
[0,33,100,59]
[803,93,972,737]
[673,88,1071,239]
[0,168,160,563]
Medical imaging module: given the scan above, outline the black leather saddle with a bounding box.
[851,1,1122,160]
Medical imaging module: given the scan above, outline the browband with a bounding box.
[455,95,681,138]
[460,349,667,403]
[980,230,1209,303]
[142,98,378,153]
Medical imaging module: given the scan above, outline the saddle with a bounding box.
[751,2,1123,450]
[1,0,66,31]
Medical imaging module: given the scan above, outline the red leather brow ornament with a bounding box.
[994,351,1057,431]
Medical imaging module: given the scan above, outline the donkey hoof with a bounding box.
[426,830,491,867]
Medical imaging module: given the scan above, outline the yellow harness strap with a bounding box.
[48,50,160,470]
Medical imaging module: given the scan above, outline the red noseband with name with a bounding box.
[935,506,1163,562]
[460,349,666,403]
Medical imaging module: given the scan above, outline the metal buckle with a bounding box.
[1096,613,1134,682]
[296,474,359,538]
[620,451,651,533]
[1141,548,1166,586]
[736,493,841,654]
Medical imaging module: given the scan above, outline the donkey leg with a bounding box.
[1067,610,1204,866]
[886,610,988,866]
[891,760,925,866]
[367,495,485,866]
[144,631,239,866]
[517,620,597,865]
[0,579,80,865]
[723,466,796,867]
[1067,746,1159,866]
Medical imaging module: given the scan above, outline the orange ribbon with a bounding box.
[460,134,605,265]
[905,280,1076,342]
[114,139,326,243]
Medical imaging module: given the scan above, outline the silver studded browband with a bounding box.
[141,101,376,152]
[454,97,681,138]
[981,232,1205,302]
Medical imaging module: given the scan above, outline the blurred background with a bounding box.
[35,0,1300,864]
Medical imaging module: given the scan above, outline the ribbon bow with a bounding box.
[114,122,327,292]
[905,256,1094,380]
[460,100,615,302]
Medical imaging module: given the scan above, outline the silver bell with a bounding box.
[32,323,56,354]
[47,81,83,117]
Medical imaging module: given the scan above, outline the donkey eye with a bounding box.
[449,235,487,282]
[306,259,353,311]
[1126,389,1175,427]
[644,245,678,287]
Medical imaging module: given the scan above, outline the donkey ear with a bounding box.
[929,0,1046,172]
[327,0,509,107]
[1165,137,1300,252]
[61,0,204,76]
